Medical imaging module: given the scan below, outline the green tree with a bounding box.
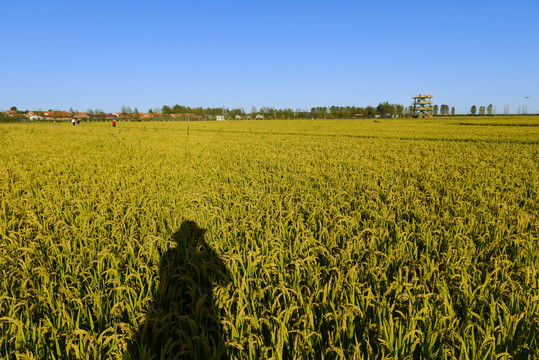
[440,104,449,115]
[162,105,172,115]
[451,107,455,116]
[408,105,414,117]
[10,106,17,111]
[375,102,397,117]
[229,108,244,118]
[121,105,132,115]
[433,104,439,116]
[376,103,384,115]
[310,107,328,119]
[365,106,377,118]
[384,103,395,116]
[487,104,493,115]
[172,104,186,114]
[479,106,486,116]
[471,105,477,115]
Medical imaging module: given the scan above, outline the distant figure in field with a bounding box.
[72,118,76,126]
[76,119,80,126]
[112,119,117,127]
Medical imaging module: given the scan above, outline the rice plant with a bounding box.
[0,117,538,359]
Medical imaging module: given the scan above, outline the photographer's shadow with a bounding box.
[131,220,230,359]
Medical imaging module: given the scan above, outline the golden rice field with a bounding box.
[1,117,538,359]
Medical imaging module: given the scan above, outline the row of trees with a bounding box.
[470,104,494,116]
[158,102,411,119]
[158,103,482,119]
[8,103,517,120]
[433,105,455,116]
[161,105,225,116]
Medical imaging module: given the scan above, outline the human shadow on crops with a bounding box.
[129,220,231,359]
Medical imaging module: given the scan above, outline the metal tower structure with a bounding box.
[412,94,434,118]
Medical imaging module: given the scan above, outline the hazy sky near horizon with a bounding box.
[1,0,538,114]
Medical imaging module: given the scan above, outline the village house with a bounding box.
[74,112,89,120]
[139,113,153,119]
[46,111,71,119]
[170,113,196,120]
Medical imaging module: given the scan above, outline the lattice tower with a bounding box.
[412,94,433,118]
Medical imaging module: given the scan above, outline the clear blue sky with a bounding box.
[1,0,538,114]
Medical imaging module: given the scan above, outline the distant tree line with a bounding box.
[7,102,523,122]
[161,105,226,116]
[432,104,455,116]
[159,102,411,119]
[470,104,494,116]
[157,102,473,119]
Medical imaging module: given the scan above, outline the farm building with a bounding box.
[74,113,89,120]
